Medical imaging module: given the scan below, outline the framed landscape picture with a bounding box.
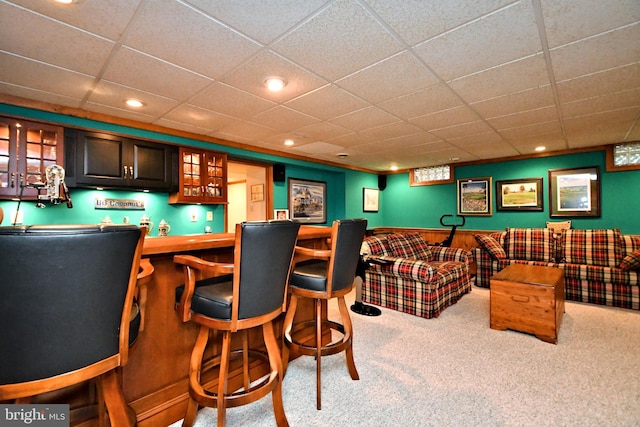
[363,187,379,212]
[457,177,492,216]
[549,166,600,217]
[496,178,543,211]
[288,178,327,224]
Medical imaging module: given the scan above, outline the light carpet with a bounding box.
[170,287,640,427]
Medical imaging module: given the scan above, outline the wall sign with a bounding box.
[95,198,145,210]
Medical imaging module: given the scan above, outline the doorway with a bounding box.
[226,160,272,231]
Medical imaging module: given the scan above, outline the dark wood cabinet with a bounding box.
[168,147,227,204]
[65,129,176,191]
[0,117,64,199]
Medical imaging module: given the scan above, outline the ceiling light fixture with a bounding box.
[535,146,546,152]
[265,77,286,92]
[125,99,144,108]
[284,139,294,146]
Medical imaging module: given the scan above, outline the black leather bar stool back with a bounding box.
[282,218,368,410]
[0,224,145,427]
[174,220,300,427]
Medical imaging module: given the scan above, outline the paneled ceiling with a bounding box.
[1,0,639,172]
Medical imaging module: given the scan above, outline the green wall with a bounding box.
[1,104,638,234]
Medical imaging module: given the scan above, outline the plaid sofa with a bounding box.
[472,228,640,311]
[360,232,472,319]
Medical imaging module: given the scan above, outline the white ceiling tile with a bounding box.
[561,89,640,119]
[0,83,83,110]
[162,104,236,131]
[410,106,479,132]
[336,51,438,103]
[222,51,328,103]
[430,121,495,140]
[292,121,352,141]
[292,141,345,155]
[471,86,556,119]
[285,85,369,120]
[364,0,514,46]
[460,140,521,159]
[189,83,276,118]
[449,54,550,103]
[217,119,278,141]
[414,1,541,81]
[541,0,640,48]
[272,0,403,80]
[329,106,399,132]
[379,84,464,119]
[325,132,375,148]
[0,3,115,76]
[125,0,262,79]
[556,63,640,103]
[500,120,563,141]
[185,0,329,44]
[88,81,180,118]
[103,47,213,102]
[0,53,95,100]
[550,24,640,81]
[83,101,158,124]
[508,133,568,154]
[360,121,423,140]
[6,0,142,41]
[487,106,559,130]
[250,106,319,132]
[564,109,640,147]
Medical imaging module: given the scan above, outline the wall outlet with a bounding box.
[206,211,213,221]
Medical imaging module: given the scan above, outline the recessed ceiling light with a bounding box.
[336,153,349,158]
[284,139,294,146]
[125,99,144,108]
[265,77,286,92]
[535,146,546,152]
[390,165,398,171]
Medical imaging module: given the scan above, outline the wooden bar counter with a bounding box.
[121,225,331,426]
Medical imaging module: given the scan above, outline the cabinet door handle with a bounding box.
[10,173,15,188]
[129,166,134,179]
[19,173,24,188]
[123,165,128,179]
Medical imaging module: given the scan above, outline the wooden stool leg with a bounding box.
[338,296,359,380]
[183,326,210,427]
[315,298,322,410]
[217,330,232,427]
[263,321,289,427]
[99,369,135,427]
[242,330,250,391]
[282,294,298,375]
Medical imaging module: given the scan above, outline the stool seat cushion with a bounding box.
[175,275,233,320]
[291,259,328,292]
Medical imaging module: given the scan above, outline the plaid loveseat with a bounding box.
[472,228,640,310]
[360,232,472,319]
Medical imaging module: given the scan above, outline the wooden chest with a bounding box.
[490,264,565,344]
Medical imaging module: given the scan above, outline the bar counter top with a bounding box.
[142,225,331,255]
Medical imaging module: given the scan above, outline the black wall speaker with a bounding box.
[273,164,286,182]
[378,174,387,191]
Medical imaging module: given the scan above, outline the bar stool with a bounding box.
[282,218,368,410]
[0,224,145,427]
[174,220,299,427]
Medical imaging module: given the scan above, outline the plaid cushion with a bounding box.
[361,235,390,256]
[622,235,640,254]
[505,228,554,262]
[387,233,432,260]
[403,232,433,260]
[474,234,506,259]
[560,229,623,268]
[620,250,640,271]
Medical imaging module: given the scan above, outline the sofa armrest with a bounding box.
[430,246,471,265]
[364,255,436,282]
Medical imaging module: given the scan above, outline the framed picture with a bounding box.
[549,166,601,217]
[457,177,492,216]
[288,178,327,224]
[496,178,543,211]
[363,188,379,212]
[250,184,264,202]
[274,209,289,220]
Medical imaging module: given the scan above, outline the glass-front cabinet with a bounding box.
[169,147,227,204]
[0,117,64,199]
